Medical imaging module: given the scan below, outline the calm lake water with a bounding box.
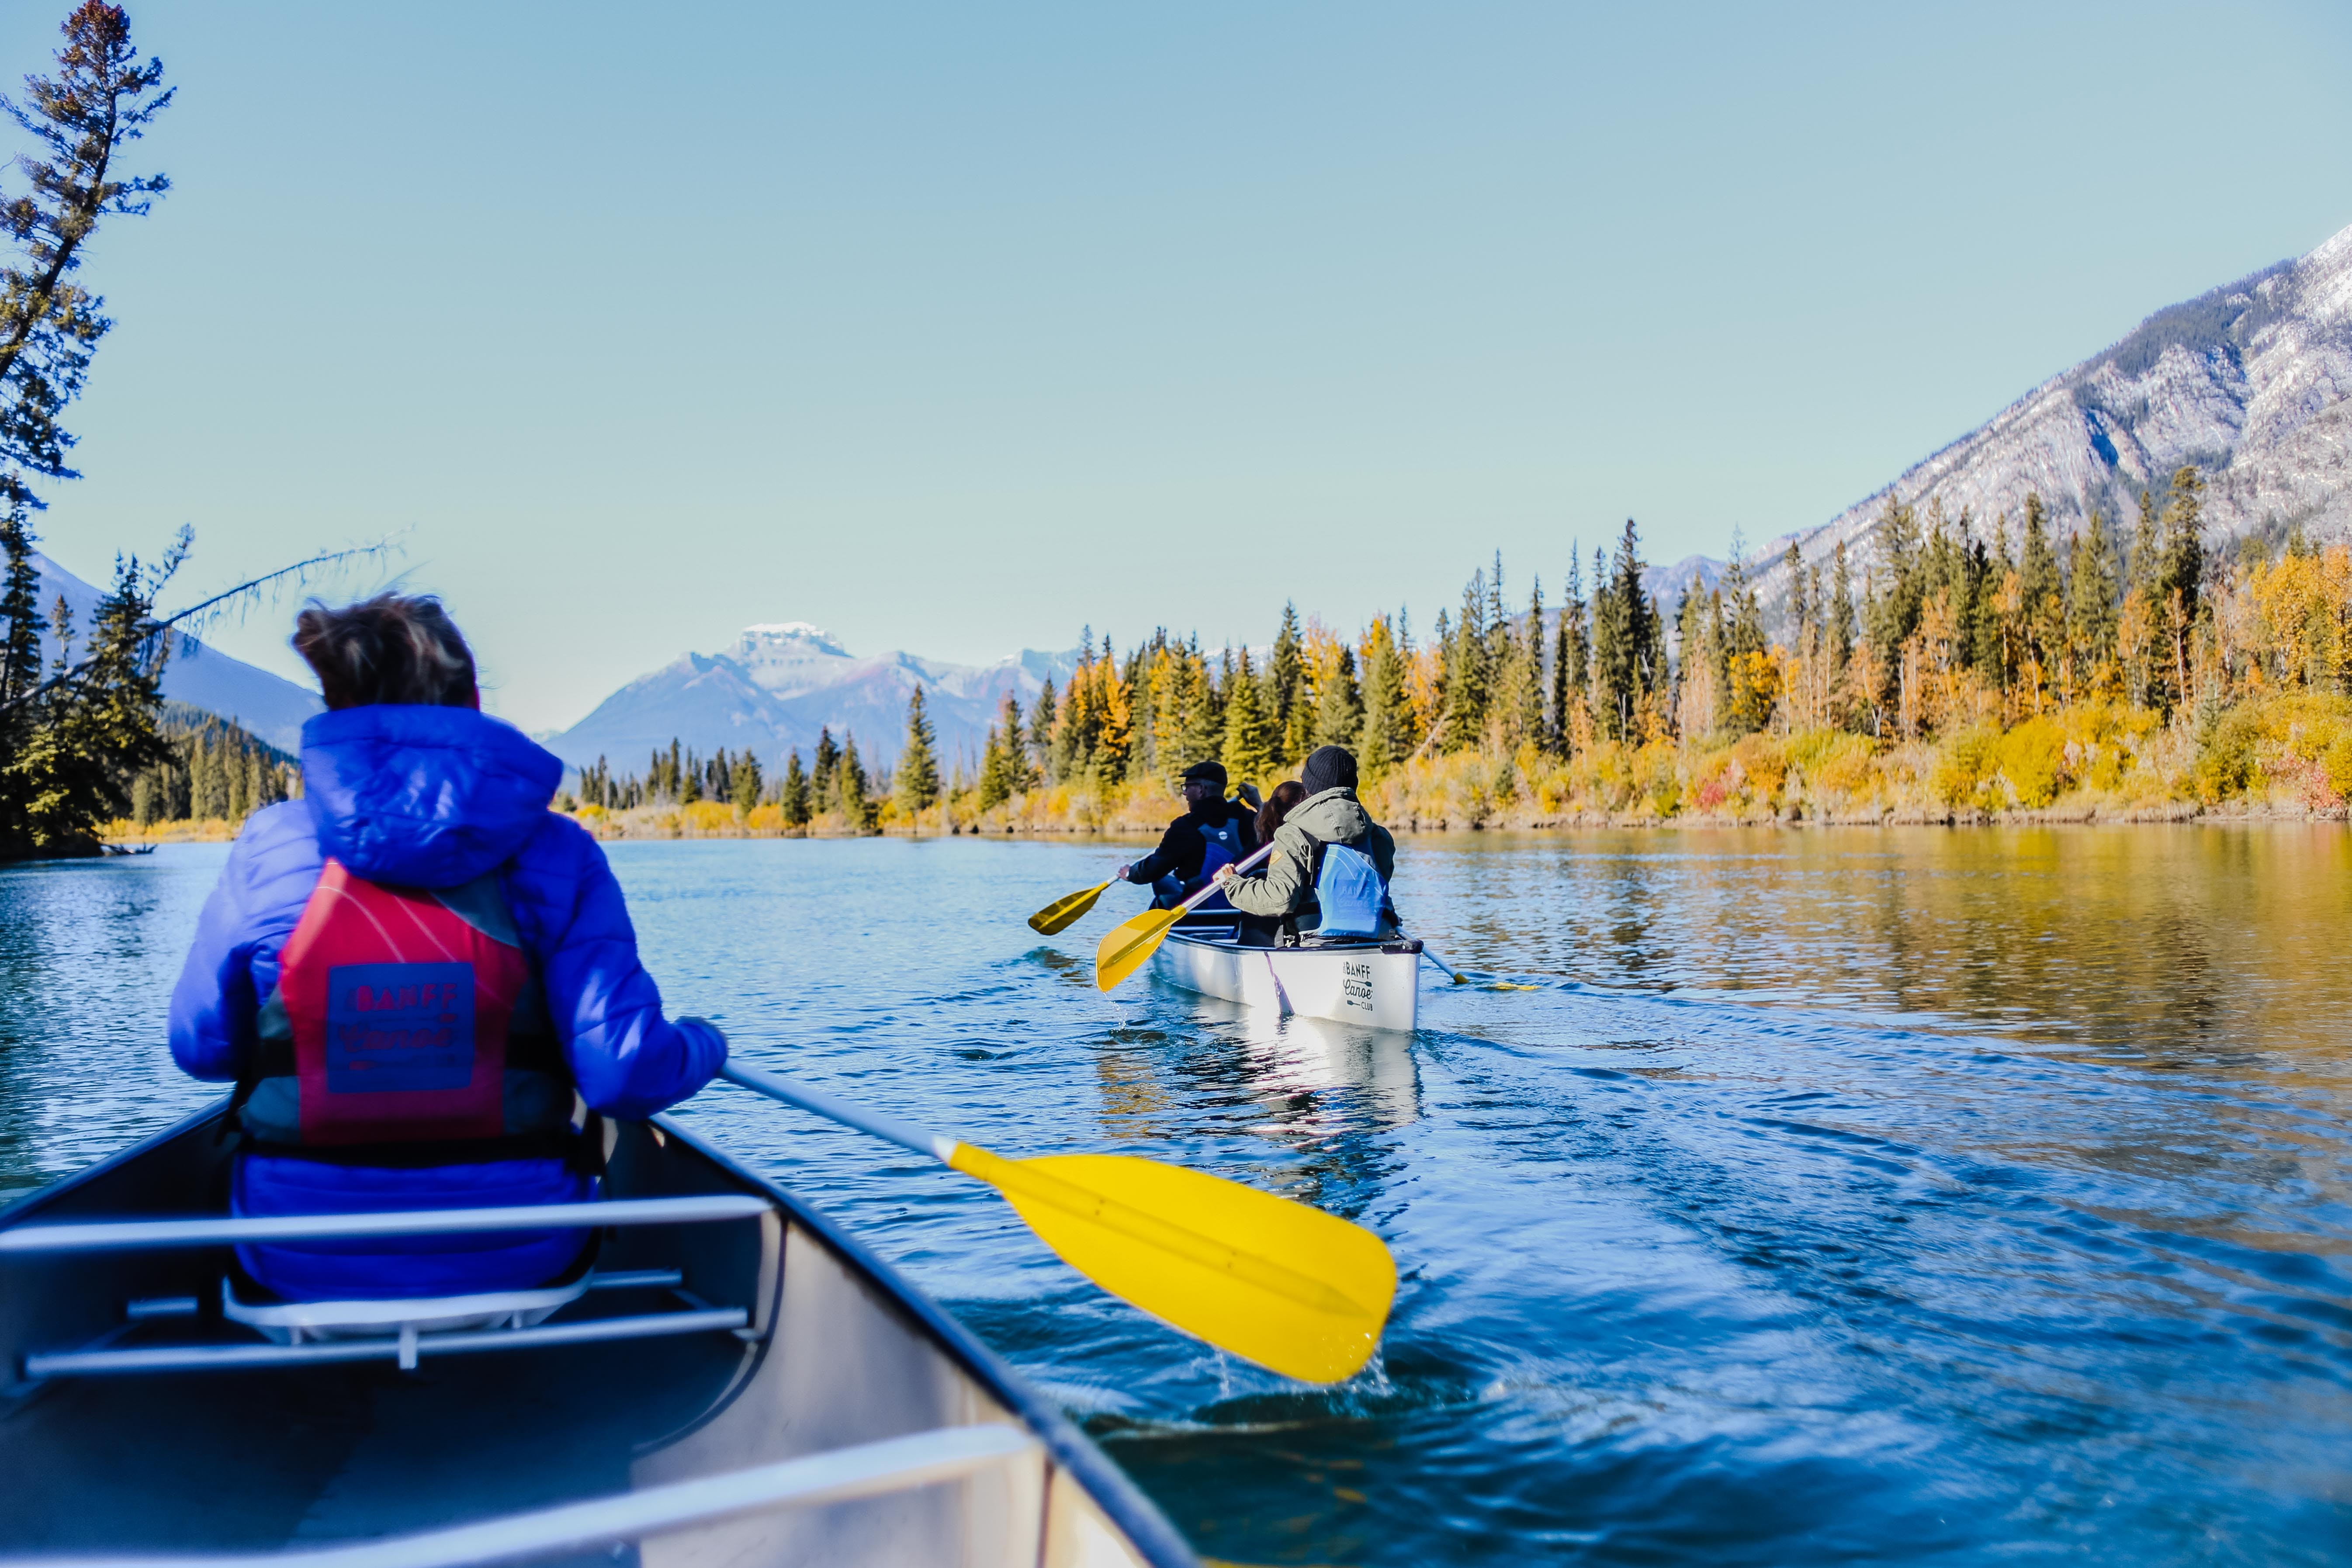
[3,827,2349,1565]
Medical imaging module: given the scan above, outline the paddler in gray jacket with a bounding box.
[1214,745,1398,941]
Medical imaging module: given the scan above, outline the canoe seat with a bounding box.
[3,1194,774,1381]
[221,1253,599,1346]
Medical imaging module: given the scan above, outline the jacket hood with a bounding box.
[300,705,562,887]
[1288,786,1369,841]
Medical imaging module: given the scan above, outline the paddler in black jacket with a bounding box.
[1119,760,1262,910]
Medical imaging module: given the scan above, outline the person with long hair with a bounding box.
[168,594,726,1301]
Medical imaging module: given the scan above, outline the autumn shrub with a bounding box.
[1932,727,2000,810]
[1731,734,1788,806]
[1793,730,1879,806]
[1634,741,1683,817]
[2194,706,2263,802]
[2196,691,2352,807]
[1995,717,2068,808]
[1688,747,1735,812]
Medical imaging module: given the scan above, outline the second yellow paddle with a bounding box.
[1095,842,1276,991]
[1027,878,1115,935]
[720,1059,1394,1383]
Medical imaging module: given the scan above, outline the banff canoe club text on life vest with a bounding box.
[324,962,478,1092]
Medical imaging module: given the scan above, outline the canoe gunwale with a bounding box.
[0,1101,1200,1568]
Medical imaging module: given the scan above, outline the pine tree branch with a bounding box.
[0,537,401,717]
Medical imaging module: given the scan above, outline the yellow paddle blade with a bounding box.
[949,1144,1395,1384]
[1029,880,1114,935]
[1095,905,1183,991]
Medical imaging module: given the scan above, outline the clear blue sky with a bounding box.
[8,0,2349,731]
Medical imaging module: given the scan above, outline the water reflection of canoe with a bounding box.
[0,1103,1194,1568]
[1150,917,1421,1032]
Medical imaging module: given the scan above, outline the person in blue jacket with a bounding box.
[168,593,727,1302]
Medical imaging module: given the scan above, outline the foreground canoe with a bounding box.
[1150,919,1422,1032]
[0,1101,1196,1568]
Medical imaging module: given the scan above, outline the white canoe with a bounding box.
[0,1102,1194,1568]
[1150,921,1422,1032]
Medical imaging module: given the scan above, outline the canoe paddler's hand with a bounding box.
[1115,863,1134,882]
[1212,864,1240,886]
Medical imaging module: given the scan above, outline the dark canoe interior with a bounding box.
[0,1105,1194,1568]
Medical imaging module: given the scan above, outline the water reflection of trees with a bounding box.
[1419,826,2352,1066]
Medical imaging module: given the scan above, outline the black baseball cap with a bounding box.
[1181,759,1228,787]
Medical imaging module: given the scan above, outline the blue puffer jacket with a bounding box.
[169,705,727,1300]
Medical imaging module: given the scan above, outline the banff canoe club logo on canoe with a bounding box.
[324,962,477,1093]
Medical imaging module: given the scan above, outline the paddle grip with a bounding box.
[720,1063,955,1163]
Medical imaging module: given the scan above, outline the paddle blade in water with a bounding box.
[1029,880,1113,935]
[949,1145,1395,1384]
[1095,906,1182,991]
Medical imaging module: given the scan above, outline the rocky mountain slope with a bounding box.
[1753,219,2352,607]
[32,551,322,752]
[543,622,1076,777]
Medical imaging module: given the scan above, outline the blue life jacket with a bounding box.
[1189,811,1249,913]
[1313,842,1387,937]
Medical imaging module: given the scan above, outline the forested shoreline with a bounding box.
[564,464,2352,840]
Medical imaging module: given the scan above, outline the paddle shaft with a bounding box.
[1419,948,1467,983]
[720,1063,950,1161]
[1185,840,1275,908]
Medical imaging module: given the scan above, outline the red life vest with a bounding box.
[269,859,538,1148]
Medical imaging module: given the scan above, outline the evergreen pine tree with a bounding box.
[895,684,942,816]
[1359,616,1411,776]
[1004,688,1035,792]
[1312,641,1364,752]
[811,727,839,814]
[1588,559,1623,738]
[976,723,1011,810]
[1552,551,1586,755]
[1483,552,1513,708]
[228,738,253,821]
[1027,678,1057,786]
[730,751,763,812]
[1592,519,1657,741]
[0,485,38,710]
[1177,646,1223,775]
[1721,538,1767,735]
[3,551,171,851]
[1441,568,1489,751]
[1829,540,1854,693]
[2067,510,2120,696]
[780,750,811,827]
[2158,464,2206,708]
[1510,574,1548,749]
[2018,492,2064,700]
[1268,603,1303,763]
[1219,647,1277,789]
[1864,495,1923,719]
[836,734,873,831]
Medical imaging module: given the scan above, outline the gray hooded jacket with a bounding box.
[1222,786,1396,920]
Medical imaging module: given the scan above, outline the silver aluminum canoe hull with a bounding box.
[0,1102,1195,1568]
[1150,929,1420,1032]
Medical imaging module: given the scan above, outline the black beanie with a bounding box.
[1301,745,1357,796]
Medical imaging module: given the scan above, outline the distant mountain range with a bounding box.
[543,623,1077,778]
[31,550,322,752]
[1739,218,2352,616]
